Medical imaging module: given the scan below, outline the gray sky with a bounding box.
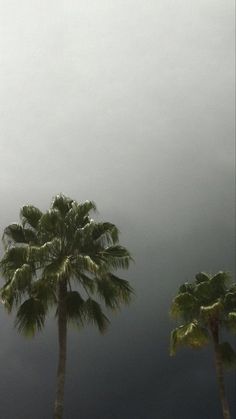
[0,1,235,418]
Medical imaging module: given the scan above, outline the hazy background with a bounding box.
[0,1,235,418]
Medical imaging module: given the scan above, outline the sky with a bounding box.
[0,1,235,418]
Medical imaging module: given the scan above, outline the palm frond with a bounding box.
[65,291,85,325]
[3,224,38,247]
[51,194,73,217]
[92,222,119,245]
[195,272,210,283]
[170,321,209,356]
[43,256,72,282]
[225,312,236,333]
[15,298,46,337]
[39,209,64,237]
[105,273,133,304]
[99,245,132,270]
[200,301,223,322]
[170,292,199,321]
[20,205,42,229]
[224,290,236,312]
[84,298,110,333]
[0,246,29,280]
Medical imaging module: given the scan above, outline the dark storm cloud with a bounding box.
[0,0,235,418]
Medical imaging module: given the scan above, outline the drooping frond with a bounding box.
[31,279,56,309]
[92,222,119,245]
[218,342,236,369]
[99,245,132,270]
[84,298,110,333]
[104,273,133,305]
[65,291,85,325]
[73,272,95,293]
[170,292,199,321]
[3,224,38,247]
[193,281,212,305]
[209,272,231,299]
[10,264,32,291]
[20,205,42,229]
[43,256,72,282]
[0,246,29,280]
[96,274,133,310]
[28,238,62,265]
[73,255,100,274]
[15,298,46,337]
[200,301,223,322]
[170,321,209,356]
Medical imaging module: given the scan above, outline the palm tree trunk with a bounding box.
[54,280,67,419]
[211,325,231,419]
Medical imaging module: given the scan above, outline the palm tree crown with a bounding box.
[0,194,133,333]
[170,271,236,419]
[170,272,236,359]
[0,194,133,419]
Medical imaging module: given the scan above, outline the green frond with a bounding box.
[193,281,212,305]
[65,291,85,325]
[218,342,236,369]
[92,222,119,245]
[106,273,133,304]
[96,274,133,310]
[39,209,64,237]
[170,322,209,356]
[0,246,29,280]
[209,272,231,299]
[28,238,61,263]
[85,298,110,333]
[15,298,46,337]
[51,194,73,217]
[74,272,95,293]
[74,255,100,274]
[3,224,38,247]
[43,256,72,281]
[195,272,210,283]
[200,301,223,322]
[225,312,236,333]
[31,279,56,308]
[65,201,96,230]
[11,264,32,291]
[170,292,199,321]
[224,290,236,312]
[20,205,42,229]
[1,283,19,312]
[99,245,132,270]
[178,282,194,294]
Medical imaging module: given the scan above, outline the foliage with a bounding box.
[0,194,133,336]
[170,271,236,366]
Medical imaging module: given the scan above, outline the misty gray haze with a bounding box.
[0,1,235,418]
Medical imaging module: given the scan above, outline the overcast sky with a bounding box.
[0,1,235,418]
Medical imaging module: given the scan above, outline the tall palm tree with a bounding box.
[170,272,236,419]
[0,194,133,419]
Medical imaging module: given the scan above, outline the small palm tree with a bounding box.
[0,194,133,419]
[170,272,236,419]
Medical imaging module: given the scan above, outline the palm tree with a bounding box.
[0,194,133,419]
[170,272,236,419]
